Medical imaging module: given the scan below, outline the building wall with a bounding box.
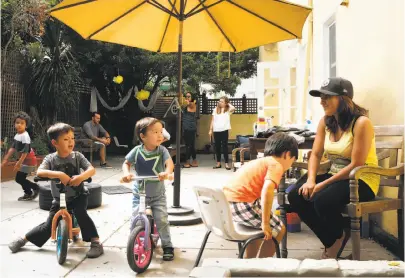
[311,0,404,125]
[311,0,404,237]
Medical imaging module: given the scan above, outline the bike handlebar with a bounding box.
[34,176,92,183]
[120,175,174,183]
[133,175,160,181]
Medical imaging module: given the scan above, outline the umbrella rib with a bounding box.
[198,0,236,52]
[167,0,180,15]
[185,0,208,17]
[87,1,147,39]
[186,0,224,18]
[158,1,176,52]
[226,0,297,38]
[49,0,95,13]
[149,0,179,17]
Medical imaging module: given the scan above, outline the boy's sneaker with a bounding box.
[163,247,174,261]
[31,187,39,200]
[87,241,104,258]
[100,163,112,169]
[9,237,26,253]
[18,193,33,201]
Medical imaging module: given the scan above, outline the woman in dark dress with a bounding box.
[182,92,198,168]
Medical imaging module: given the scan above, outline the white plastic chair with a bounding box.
[193,185,280,267]
[113,136,128,148]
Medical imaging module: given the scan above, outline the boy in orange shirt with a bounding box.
[223,132,298,258]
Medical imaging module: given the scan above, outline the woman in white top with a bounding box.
[209,96,235,170]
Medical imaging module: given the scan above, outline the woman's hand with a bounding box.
[298,181,316,200]
[310,183,326,200]
[261,223,272,240]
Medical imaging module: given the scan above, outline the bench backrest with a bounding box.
[373,126,404,197]
[73,127,83,139]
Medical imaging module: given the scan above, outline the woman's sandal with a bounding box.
[183,164,191,168]
[213,165,222,169]
[337,228,351,259]
[225,166,231,170]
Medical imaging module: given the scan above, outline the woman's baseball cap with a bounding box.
[309,77,353,99]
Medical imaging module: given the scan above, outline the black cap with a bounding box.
[309,77,353,99]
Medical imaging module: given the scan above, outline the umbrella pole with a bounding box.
[173,18,183,208]
[167,1,202,226]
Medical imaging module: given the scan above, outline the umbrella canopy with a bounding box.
[50,0,311,53]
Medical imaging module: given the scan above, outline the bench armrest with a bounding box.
[349,164,404,203]
[232,147,249,166]
[349,164,404,180]
[75,138,94,147]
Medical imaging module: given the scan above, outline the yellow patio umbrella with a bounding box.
[49,0,311,208]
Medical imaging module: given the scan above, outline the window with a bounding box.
[324,15,337,78]
[328,22,337,77]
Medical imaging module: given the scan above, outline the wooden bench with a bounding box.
[281,125,404,260]
[73,127,95,163]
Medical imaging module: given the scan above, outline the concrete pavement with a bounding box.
[0,155,398,277]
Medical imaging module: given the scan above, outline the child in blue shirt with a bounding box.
[122,117,174,261]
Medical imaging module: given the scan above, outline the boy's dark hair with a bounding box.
[135,117,162,143]
[91,112,100,118]
[14,111,31,127]
[47,123,74,141]
[264,132,298,159]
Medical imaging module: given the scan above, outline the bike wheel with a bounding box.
[127,225,153,273]
[56,219,68,265]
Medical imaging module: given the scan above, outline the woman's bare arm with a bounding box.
[307,118,326,183]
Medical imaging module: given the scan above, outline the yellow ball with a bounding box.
[136,89,150,101]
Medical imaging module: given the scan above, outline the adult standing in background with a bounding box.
[182,92,198,168]
[209,96,235,170]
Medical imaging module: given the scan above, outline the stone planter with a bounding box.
[1,155,46,182]
[1,161,18,182]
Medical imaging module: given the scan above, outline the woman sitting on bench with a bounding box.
[288,77,379,259]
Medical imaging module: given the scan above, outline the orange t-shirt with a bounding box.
[223,156,284,203]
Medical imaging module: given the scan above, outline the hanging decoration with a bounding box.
[113,75,123,84]
[135,89,150,101]
[90,86,133,112]
[113,69,124,84]
[136,86,163,112]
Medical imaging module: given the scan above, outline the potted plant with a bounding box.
[31,135,49,166]
[1,137,19,182]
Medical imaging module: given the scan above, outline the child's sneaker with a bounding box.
[87,241,104,258]
[163,247,174,261]
[17,193,33,201]
[31,187,39,200]
[9,237,26,253]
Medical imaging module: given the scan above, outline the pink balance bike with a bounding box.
[124,175,162,273]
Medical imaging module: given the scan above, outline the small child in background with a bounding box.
[223,133,298,258]
[1,111,39,201]
[121,117,175,261]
